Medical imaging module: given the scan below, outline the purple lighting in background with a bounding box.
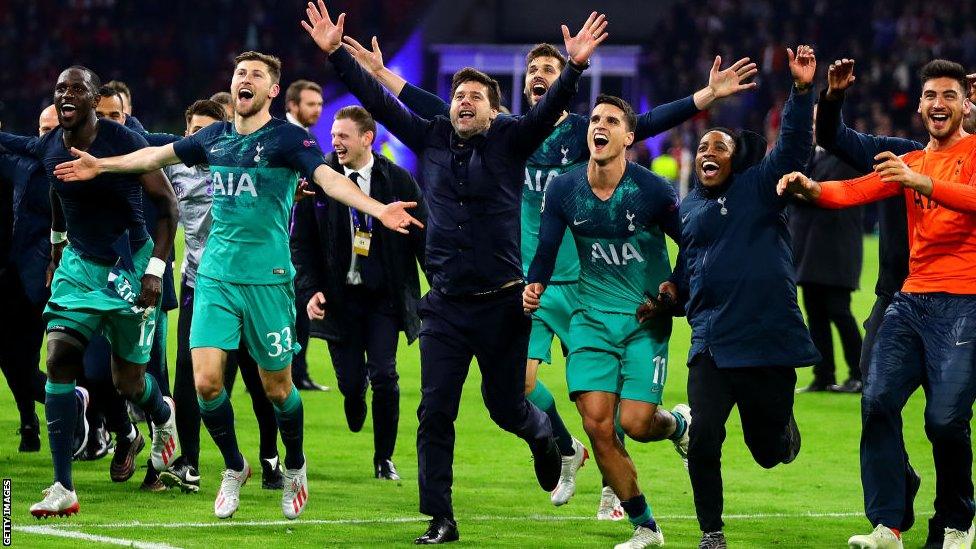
[311,29,424,174]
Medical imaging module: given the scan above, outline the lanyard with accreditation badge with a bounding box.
[350,207,373,257]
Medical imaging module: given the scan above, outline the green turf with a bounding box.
[0,235,948,547]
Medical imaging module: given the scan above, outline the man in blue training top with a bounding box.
[305,1,606,543]
[342,31,756,515]
[525,95,688,549]
[0,65,180,518]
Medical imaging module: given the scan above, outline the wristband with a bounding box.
[145,257,166,278]
[51,231,67,244]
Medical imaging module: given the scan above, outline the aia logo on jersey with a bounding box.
[303,139,317,148]
[524,168,560,192]
[591,242,644,265]
[211,172,257,197]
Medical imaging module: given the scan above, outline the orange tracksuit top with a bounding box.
[815,134,976,294]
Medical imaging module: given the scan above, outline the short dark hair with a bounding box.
[234,51,282,83]
[209,91,233,106]
[334,105,377,135]
[594,94,637,132]
[185,99,227,124]
[105,80,131,103]
[919,59,968,94]
[65,65,101,95]
[451,68,501,111]
[286,80,323,106]
[526,43,566,71]
[97,85,122,101]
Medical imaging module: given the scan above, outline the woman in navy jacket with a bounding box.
[647,46,821,549]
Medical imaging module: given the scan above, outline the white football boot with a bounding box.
[550,438,589,506]
[848,524,904,548]
[30,482,79,518]
[281,458,309,520]
[214,460,251,519]
[597,485,626,521]
[149,396,180,471]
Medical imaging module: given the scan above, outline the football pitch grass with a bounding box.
[0,235,949,547]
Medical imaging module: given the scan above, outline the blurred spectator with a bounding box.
[0,1,424,133]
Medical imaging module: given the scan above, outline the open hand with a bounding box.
[377,201,424,234]
[562,11,609,66]
[343,35,385,75]
[301,0,345,54]
[53,148,101,182]
[294,179,315,203]
[827,58,856,98]
[776,171,821,199]
[787,45,817,88]
[708,56,759,99]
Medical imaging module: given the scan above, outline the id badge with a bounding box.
[353,231,372,256]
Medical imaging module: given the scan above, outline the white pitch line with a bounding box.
[37,510,865,530]
[14,524,182,549]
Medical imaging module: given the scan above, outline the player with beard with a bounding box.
[779,59,976,549]
[54,52,421,520]
[342,32,755,516]
[525,95,686,549]
[147,99,285,494]
[0,65,180,518]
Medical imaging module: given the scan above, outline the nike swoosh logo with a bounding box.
[46,419,60,427]
[956,340,972,346]
[185,473,201,482]
[210,146,223,153]
[573,219,588,226]
[682,214,690,223]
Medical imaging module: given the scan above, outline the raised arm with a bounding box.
[816,59,923,172]
[137,169,179,308]
[303,2,430,152]
[753,46,816,195]
[512,13,606,152]
[342,35,451,119]
[635,55,759,141]
[400,82,450,120]
[53,143,181,181]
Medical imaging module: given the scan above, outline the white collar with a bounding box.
[286,112,309,129]
[342,153,375,180]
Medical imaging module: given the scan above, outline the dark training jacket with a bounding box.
[328,46,583,295]
[674,88,821,369]
[814,90,914,298]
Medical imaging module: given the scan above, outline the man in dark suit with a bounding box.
[0,105,59,453]
[789,129,865,394]
[292,105,426,481]
[305,5,607,541]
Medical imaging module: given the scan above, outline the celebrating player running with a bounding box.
[52,50,421,521]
